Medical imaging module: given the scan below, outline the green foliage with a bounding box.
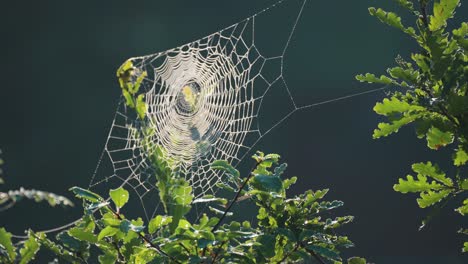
[116,59,148,119]
[0,153,365,263]
[1,188,74,209]
[0,228,16,262]
[19,233,40,264]
[358,0,467,252]
[429,0,460,31]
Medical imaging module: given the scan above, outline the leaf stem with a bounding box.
[304,246,326,264]
[277,243,300,263]
[201,161,259,258]
[210,240,227,264]
[418,0,430,28]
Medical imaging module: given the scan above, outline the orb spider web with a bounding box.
[87,0,386,222]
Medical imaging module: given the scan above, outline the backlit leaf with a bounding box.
[109,187,129,209]
[417,190,451,208]
[355,73,393,84]
[394,175,442,193]
[98,226,119,241]
[211,160,240,179]
[19,234,40,264]
[0,228,16,261]
[454,148,468,166]
[412,162,452,187]
[69,187,103,203]
[368,7,416,37]
[348,257,367,264]
[429,0,460,31]
[135,94,147,119]
[456,199,468,216]
[148,215,172,234]
[426,127,454,150]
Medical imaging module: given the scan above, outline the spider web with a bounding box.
[87,0,385,222]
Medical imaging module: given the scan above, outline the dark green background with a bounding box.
[1,0,467,263]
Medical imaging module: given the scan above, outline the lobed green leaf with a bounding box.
[0,228,16,261]
[394,175,443,193]
[429,0,460,31]
[19,234,40,264]
[368,7,416,37]
[426,127,454,150]
[417,190,451,208]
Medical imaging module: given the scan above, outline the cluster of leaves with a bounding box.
[356,0,467,252]
[117,59,148,120]
[0,152,368,263]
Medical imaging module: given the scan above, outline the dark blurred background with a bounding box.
[0,0,467,263]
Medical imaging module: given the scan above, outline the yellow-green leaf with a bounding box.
[417,189,451,208]
[109,187,129,209]
[454,148,468,166]
[98,226,119,241]
[456,199,468,216]
[148,215,172,234]
[426,127,454,150]
[394,175,442,193]
[412,162,452,187]
[136,94,147,119]
[429,0,460,31]
[0,228,16,261]
[19,234,40,264]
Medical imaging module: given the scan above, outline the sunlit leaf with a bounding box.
[0,228,16,261]
[148,215,172,234]
[394,175,442,193]
[19,234,40,264]
[355,73,393,84]
[69,227,97,243]
[69,187,103,203]
[454,148,468,166]
[135,94,147,119]
[368,7,416,37]
[373,97,424,115]
[456,199,468,216]
[429,0,460,31]
[347,257,367,264]
[211,160,240,179]
[98,226,119,241]
[412,162,452,187]
[417,190,451,208]
[109,187,129,209]
[426,127,454,150]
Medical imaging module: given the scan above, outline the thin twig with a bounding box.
[112,241,125,262]
[418,0,430,28]
[210,161,259,233]
[179,242,191,256]
[201,161,260,258]
[210,240,227,264]
[277,243,300,263]
[304,246,326,264]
